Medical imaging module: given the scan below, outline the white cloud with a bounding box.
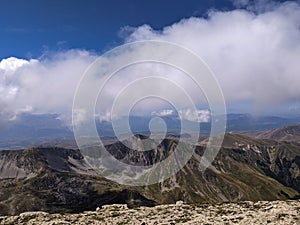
[0,50,96,125]
[97,111,115,122]
[125,1,300,111]
[151,109,175,116]
[0,57,35,73]
[151,109,210,122]
[72,108,87,126]
[179,109,211,122]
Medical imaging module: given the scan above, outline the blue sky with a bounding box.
[0,0,235,59]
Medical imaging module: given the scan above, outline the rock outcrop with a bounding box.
[0,200,299,225]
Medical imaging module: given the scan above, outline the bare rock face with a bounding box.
[0,149,44,179]
[0,200,299,225]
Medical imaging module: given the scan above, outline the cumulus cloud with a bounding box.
[0,57,33,72]
[152,109,175,117]
[125,0,300,112]
[151,109,211,122]
[92,61,208,121]
[0,50,96,125]
[178,109,211,122]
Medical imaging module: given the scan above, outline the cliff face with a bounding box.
[0,132,299,215]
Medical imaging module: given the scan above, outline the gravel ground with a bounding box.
[0,200,299,225]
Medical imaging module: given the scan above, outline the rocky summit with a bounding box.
[0,200,299,224]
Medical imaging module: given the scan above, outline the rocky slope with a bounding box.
[0,132,299,215]
[0,200,299,225]
[135,134,300,204]
[0,148,155,216]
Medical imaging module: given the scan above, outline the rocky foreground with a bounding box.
[0,200,299,225]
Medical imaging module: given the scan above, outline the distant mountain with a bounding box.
[226,114,300,131]
[0,114,73,149]
[0,113,299,150]
[254,124,300,142]
[98,114,300,136]
[0,132,299,215]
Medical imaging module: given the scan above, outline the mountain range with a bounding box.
[0,124,299,215]
[0,113,299,149]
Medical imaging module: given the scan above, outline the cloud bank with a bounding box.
[1,0,300,126]
[151,109,211,122]
[0,50,96,125]
[125,1,300,108]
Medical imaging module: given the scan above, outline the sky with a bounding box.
[0,0,235,59]
[0,0,300,126]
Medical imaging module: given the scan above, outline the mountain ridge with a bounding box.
[1,113,299,150]
[0,130,299,215]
